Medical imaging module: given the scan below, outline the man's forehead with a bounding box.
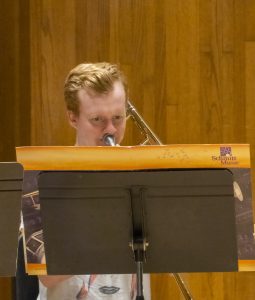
[78,80,125,98]
[78,82,125,102]
[77,85,126,115]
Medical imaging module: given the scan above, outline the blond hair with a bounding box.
[64,62,128,115]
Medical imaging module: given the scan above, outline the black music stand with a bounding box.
[38,169,238,299]
[0,162,23,276]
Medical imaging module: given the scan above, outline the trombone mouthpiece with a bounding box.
[102,134,116,146]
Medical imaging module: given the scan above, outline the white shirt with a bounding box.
[38,274,151,300]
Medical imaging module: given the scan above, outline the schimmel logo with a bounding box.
[211,146,238,165]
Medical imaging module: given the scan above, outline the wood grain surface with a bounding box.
[1,0,255,299]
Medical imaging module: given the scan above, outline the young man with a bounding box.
[38,62,150,299]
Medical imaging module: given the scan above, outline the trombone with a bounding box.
[127,101,162,145]
[126,100,193,300]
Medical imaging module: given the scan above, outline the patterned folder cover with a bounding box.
[16,144,255,274]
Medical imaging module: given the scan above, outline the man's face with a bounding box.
[68,81,127,146]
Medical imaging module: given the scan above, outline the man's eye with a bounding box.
[113,115,124,121]
[90,117,101,122]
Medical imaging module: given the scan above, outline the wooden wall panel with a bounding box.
[0,0,30,298]
[245,0,255,40]
[151,273,187,299]
[233,0,246,143]
[8,0,255,299]
[30,0,76,146]
[0,0,30,161]
[0,0,18,162]
[165,0,200,144]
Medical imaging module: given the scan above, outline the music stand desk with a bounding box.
[38,169,238,276]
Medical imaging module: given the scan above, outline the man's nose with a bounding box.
[104,120,117,135]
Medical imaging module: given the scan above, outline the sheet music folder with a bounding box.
[0,162,23,276]
[38,168,238,275]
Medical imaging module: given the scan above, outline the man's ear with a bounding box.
[67,110,78,129]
